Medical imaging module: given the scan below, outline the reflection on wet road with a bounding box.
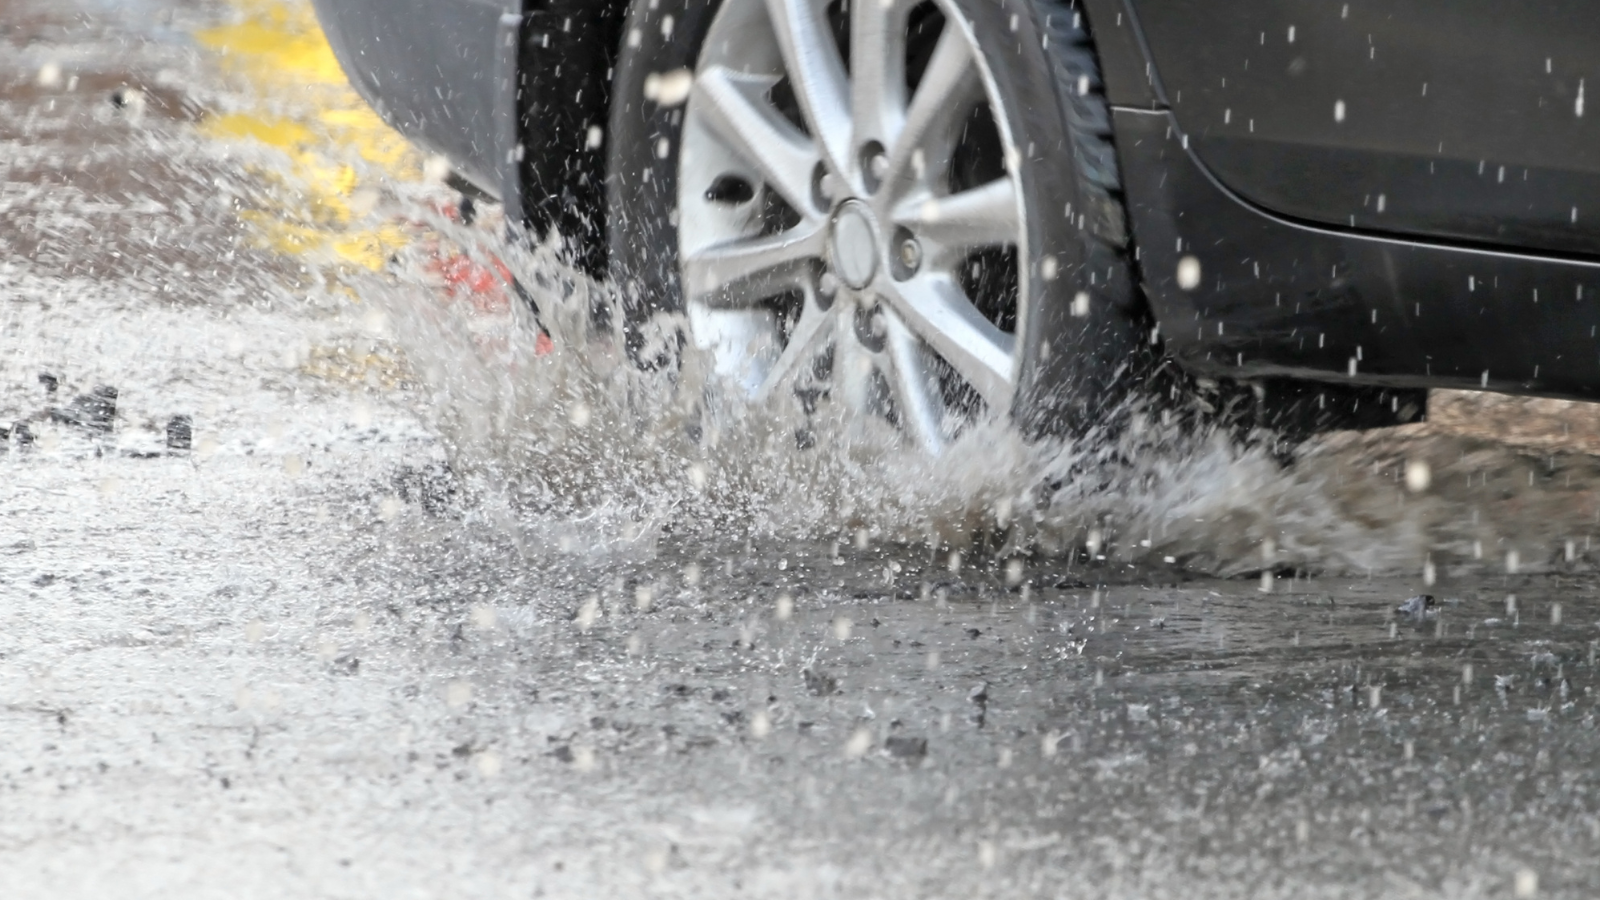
[3,0,1600,897]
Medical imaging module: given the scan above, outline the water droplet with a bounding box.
[832,617,854,641]
[377,495,403,521]
[1005,558,1025,586]
[1404,459,1431,492]
[476,749,502,777]
[470,604,497,631]
[844,728,872,759]
[1176,255,1202,290]
[577,594,600,632]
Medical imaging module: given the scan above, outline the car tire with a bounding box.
[605,0,1151,449]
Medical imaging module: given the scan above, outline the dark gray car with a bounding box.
[312,0,1600,449]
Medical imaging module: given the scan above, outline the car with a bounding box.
[310,0,1600,452]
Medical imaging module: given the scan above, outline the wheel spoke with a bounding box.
[763,0,852,173]
[894,177,1021,254]
[850,0,910,150]
[754,291,834,402]
[882,312,946,454]
[692,66,822,216]
[682,223,827,307]
[881,275,1016,412]
[885,22,983,189]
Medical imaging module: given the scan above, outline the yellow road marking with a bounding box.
[193,0,421,270]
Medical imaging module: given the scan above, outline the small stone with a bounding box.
[50,385,117,432]
[166,415,192,451]
[802,668,838,696]
[1396,594,1436,620]
[884,735,927,760]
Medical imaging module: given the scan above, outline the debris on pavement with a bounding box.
[48,384,117,433]
[1396,594,1437,620]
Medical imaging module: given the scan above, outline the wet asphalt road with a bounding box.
[5,1,1600,897]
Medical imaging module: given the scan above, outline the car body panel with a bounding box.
[308,0,1600,406]
[309,0,513,199]
[1119,107,1600,402]
[1123,0,1600,257]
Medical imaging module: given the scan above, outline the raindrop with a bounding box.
[1334,100,1346,122]
[1176,255,1202,290]
[476,750,502,778]
[470,604,497,631]
[775,593,794,621]
[572,745,597,772]
[377,495,403,521]
[1404,459,1431,492]
[576,595,600,632]
[844,728,872,759]
[1005,559,1025,586]
[832,616,854,641]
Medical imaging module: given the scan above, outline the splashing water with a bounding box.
[357,216,1483,578]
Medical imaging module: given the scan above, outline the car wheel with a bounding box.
[607,0,1148,451]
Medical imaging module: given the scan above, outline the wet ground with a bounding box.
[4,1,1600,897]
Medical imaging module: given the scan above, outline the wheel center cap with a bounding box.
[830,201,879,291]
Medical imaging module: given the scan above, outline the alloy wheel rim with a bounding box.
[678,0,1027,453]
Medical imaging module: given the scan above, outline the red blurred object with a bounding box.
[427,252,511,313]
